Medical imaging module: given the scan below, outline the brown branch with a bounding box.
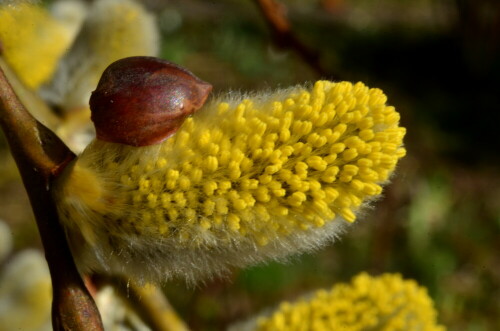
[0,67,104,330]
[253,0,335,79]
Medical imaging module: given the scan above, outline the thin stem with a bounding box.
[111,277,190,331]
[0,67,104,330]
[253,0,336,79]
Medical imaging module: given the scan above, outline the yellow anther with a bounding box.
[198,130,211,147]
[147,193,158,208]
[312,216,325,227]
[295,162,308,173]
[200,219,212,230]
[342,164,359,176]
[256,186,271,202]
[397,148,407,158]
[344,136,363,149]
[330,143,346,154]
[343,148,358,161]
[306,156,327,171]
[241,192,256,206]
[288,192,307,207]
[259,174,273,185]
[173,192,186,207]
[139,178,150,193]
[167,169,179,179]
[179,176,191,190]
[217,102,230,115]
[324,154,337,164]
[185,208,196,220]
[203,200,216,216]
[160,193,171,207]
[228,214,240,231]
[207,143,220,155]
[265,164,281,174]
[324,187,339,202]
[205,155,219,172]
[242,178,259,190]
[203,181,218,196]
[168,208,178,221]
[182,162,193,173]
[273,189,287,197]
[191,168,203,182]
[359,129,375,141]
[233,199,247,211]
[341,208,356,223]
[219,181,232,192]
[321,166,339,183]
[276,206,289,216]
[357,158,373,168]
[340,112,354,123]
[350,179,365,191]
[215,199,228,214]
[339,175,353,183]
[278,169,293,181]
[358,117,374,130]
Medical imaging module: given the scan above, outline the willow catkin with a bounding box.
[55,80,406,283]
[41,0,159,112]
[231,273,445,331]
[0,2,75,89]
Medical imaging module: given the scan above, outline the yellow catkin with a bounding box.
[56,80,406,281]
[0,3,72,89]
[44,0,159,112]
[252,273,445,331]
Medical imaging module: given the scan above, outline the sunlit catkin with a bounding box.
[231,273,445,331]
[55,80,406,282]
[41,0,159,112]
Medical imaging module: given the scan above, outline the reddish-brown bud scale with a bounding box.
[90,56,212,146]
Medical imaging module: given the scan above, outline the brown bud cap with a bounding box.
[89,56,212,146]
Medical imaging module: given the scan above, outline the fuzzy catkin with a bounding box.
[55,80,406,283]
[0,250,52,331]
[0,3,73,89]
[231,273,445,331]
[41,0,159,112]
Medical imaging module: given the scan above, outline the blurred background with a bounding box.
[1,0,499,330]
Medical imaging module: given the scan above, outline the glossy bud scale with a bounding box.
[89,56,212,146]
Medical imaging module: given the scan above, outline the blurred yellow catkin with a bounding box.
[0,2,76,89]
[42,0,159,113]
[55,80,406,282]
[0,250,52,331]
[40,0,160,153]
[233,273,445,331]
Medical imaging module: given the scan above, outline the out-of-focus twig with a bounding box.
[112,277,190,331]
[253,0,335,79]
[0,67,104,330]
